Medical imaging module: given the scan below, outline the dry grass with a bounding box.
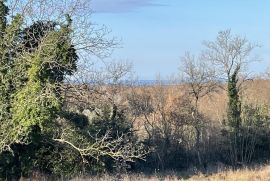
[67,165,270,181]
[188,165,270,181]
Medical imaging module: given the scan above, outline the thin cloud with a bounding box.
[91,0,164,13]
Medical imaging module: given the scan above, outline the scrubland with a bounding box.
[27,164,270,180]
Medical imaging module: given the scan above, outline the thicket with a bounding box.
[0,1,269,180]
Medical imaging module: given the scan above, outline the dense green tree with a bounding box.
[0,0,8,39]
[0,2,144,178]
[0,1,18,122]
[0,7,79,177]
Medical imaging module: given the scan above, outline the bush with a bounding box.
[221,104,270,165]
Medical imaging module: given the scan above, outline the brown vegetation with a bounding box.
[24,164,270,180]
[125,79,270,128]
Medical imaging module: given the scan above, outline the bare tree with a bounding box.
[202,30,258,80]
[181,52,218,109]
[202,29,259,165]
[127,79,202,170]
[202,29,259,128]
[180,51,218,166]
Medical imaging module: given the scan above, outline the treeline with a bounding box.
[0,1,269,180]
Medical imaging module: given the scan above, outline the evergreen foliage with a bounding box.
[227,65,241,130]
[0,2,143,178]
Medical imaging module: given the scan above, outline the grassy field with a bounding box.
[67,164,270,181]
[185,165,270,181]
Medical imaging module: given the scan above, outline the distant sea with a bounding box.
[65,79,181,86]
[124,80,181,86]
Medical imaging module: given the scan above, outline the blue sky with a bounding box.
[91,0,270,79]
